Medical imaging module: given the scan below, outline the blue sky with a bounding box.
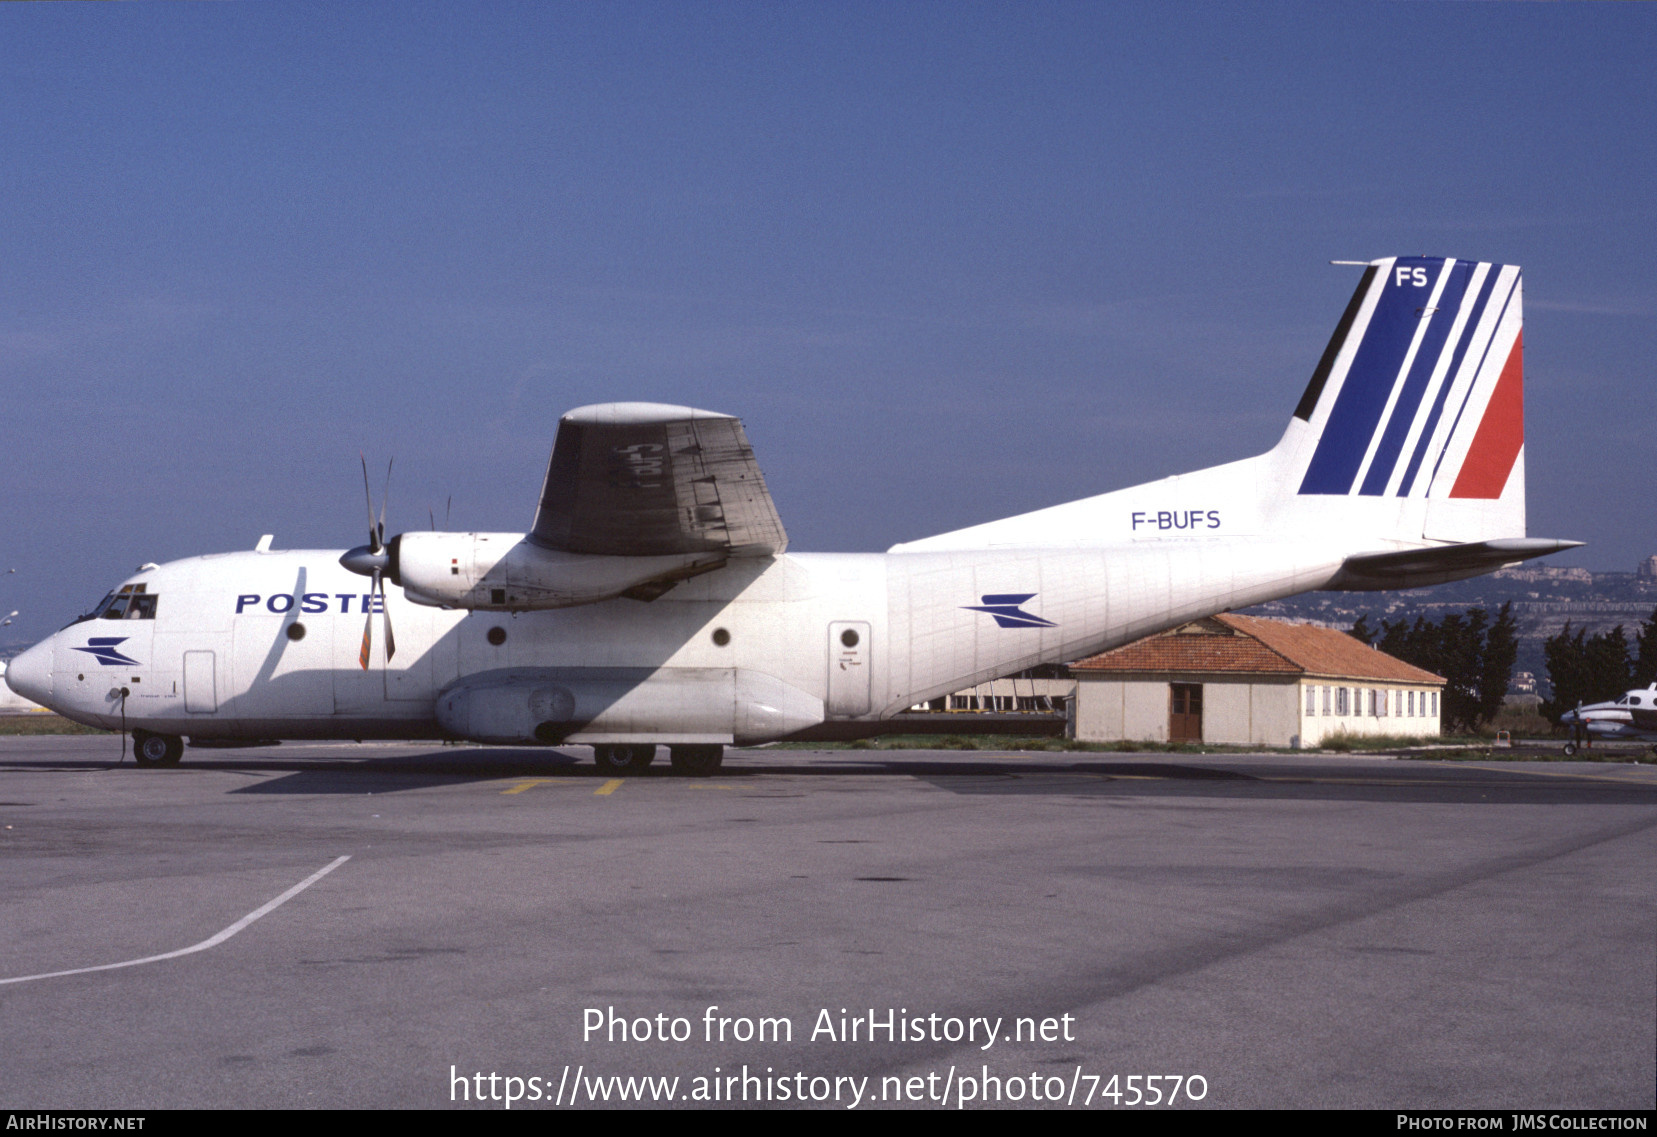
[2,3,1654,644]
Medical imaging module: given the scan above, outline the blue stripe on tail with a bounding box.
[1297,261,1434,495]
[1357,260,1475,495]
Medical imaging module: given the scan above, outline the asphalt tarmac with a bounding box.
[1,735,1653,1111]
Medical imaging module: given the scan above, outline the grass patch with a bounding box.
[1317,731,1438,753]
[0,714,107,736]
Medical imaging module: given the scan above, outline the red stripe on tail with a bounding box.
[1449,331,1524,499]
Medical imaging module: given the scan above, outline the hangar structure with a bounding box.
[1068,614,1443,748]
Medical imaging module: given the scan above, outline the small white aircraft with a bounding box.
[7,256,1579,773]
[1558,685,1657,756]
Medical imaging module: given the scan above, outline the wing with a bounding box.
[529,402,788,557]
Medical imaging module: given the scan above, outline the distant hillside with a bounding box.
[1240,560,1657,693]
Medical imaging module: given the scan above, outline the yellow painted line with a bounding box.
[595,779,624,796]
[502,779,552,795]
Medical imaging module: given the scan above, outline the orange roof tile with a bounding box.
[1070,613,1443,684]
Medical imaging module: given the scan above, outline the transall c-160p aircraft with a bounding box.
[7,256,1579,774]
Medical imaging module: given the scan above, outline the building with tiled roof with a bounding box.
[1068,613,1444,747]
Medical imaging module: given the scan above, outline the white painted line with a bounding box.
[0,855,350,986]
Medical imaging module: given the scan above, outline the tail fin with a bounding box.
[891,255,1536,555]
[1283,257,1524,512]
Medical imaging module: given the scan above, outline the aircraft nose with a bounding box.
[5,639,53,706]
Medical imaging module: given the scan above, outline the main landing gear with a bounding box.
[589,744,724,776]
[669,745,723,777]
[592,743,656,775]
[131,730,184,768]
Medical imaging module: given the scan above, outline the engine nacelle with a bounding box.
[392,531,723,610]
[434,667,825,746]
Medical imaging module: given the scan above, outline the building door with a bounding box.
[1169,683,1202,742]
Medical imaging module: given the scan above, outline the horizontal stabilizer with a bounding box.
[1325,538,1582,591]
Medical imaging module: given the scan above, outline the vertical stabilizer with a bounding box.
[892,256,1530,554]
[1288,259,1524,499]
[1274,256,1525,543]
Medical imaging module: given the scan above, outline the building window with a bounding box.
[1408,691,1416,717]
[1321,686,1330,716]
[1306,685,1317,714]
[1431,692,1439,717]
[1336,687,1349,716]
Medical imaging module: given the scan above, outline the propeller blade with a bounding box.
[359,565,381,669]
[379,572,396,663]
[358,609,373,670]
[360,454,380,553]
[377,458,393,549]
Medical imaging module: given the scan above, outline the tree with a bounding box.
[1353,606,1517,732]
[1478,602,1519,727]
[1541,622,1634,722]
[1632,608,1657,689]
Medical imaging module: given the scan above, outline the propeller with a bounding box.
[339,455,396,670]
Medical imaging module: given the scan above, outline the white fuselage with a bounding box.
[12,536,1353,745]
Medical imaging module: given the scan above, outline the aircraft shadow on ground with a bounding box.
[4,744,1651,805]
[208,750,1657,806]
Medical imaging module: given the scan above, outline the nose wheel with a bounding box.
[131,731,184,768]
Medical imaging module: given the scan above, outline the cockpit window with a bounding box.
[73,583,158,624]
[1632,696,1643,706]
